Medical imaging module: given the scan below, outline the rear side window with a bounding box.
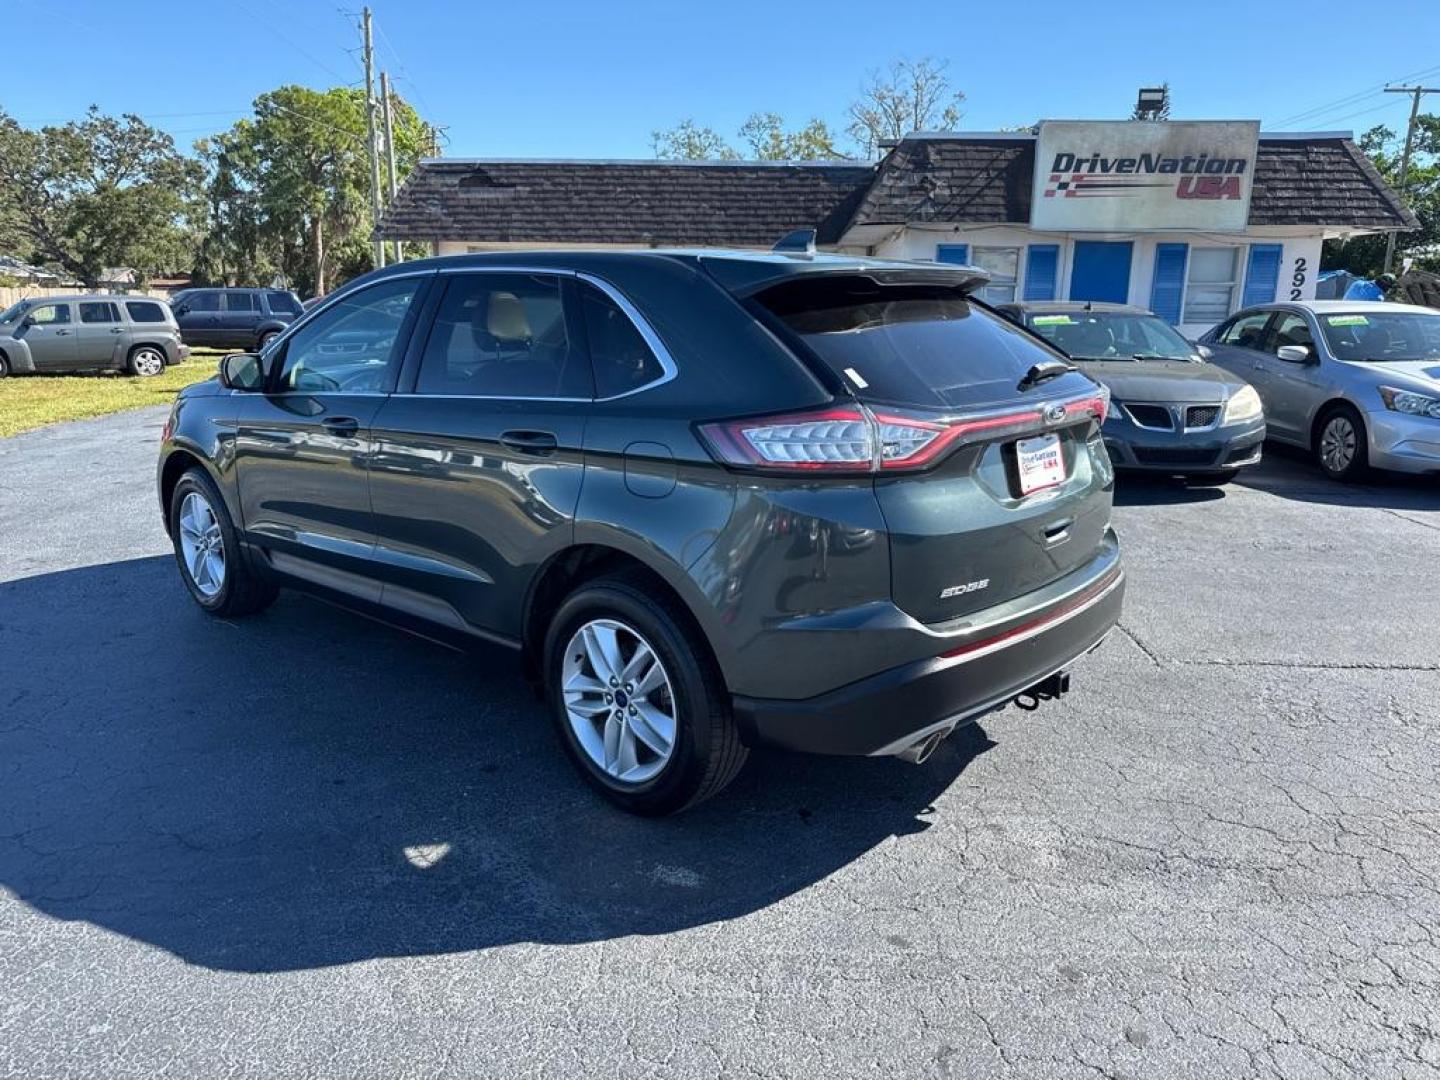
[416,273,589,398]
[78,301,120,324]
[126,301,167,323]
[265,291,302,315]
[755,276,1069,408]
[223,291,258,312]
[578,282,664,398]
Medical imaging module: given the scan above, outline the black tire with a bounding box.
[1314,404,1370,482]
[126,344,166,378]
[258,330,281,351]
[543,573,747,816]
[0,351,9,377]
[168,468,278,617]
[1186,469,1240,486]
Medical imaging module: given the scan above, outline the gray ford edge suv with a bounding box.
[157,250,1125,814]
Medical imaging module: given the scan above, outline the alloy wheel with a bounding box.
[132,348,165,377]
[1320,416,1356,474]
[177,491,226,598]
[561,618,677,785]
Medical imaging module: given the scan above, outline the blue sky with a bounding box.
[6,0,1440,158]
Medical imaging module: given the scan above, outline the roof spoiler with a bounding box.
[772,229,817,256]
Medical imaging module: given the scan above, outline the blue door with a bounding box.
[1069,242,1133,304]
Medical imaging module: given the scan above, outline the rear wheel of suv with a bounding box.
[169,468,278,617]
[543,574,746,815]
[258,330,281,350]
[127,345,166,377]
[1315,404,1369,482]
[0,352,9,377]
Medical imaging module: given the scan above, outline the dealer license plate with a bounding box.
[1015,433,1066,495]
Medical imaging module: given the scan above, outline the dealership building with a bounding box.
[378,120,1415,337]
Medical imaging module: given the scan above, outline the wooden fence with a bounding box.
[0,285,171,309]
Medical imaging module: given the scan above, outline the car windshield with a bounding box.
[1318,311,1440,362]
[1025,311,1197,362]
[0,301,27,323]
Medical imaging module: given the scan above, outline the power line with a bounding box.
[1272,62,1440,128]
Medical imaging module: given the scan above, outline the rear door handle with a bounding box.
[55,329,70,336]
[321,416,360,437]
[499,430,559,455]
[110,328,124,334]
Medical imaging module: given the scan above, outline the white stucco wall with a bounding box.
[870,227,1325,338]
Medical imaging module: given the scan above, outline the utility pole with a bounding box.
[362,7,385,268]
[381,70,401,264]
[1382,85,1438,274]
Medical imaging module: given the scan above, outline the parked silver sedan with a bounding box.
[1199,301,1440,481]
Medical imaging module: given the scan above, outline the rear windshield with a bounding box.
[754,276,1069,408]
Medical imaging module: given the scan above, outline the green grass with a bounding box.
[0,351,225,439]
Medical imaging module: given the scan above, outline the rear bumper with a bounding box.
[733,563,1124,756]
[1105,415,1265,473]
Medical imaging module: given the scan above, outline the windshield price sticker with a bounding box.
[1326,314,1370,326]
[1032,315,1076,326]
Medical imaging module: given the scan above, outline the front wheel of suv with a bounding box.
[169,468,278,617]
[543,574,747,815]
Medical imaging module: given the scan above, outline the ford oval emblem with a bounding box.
[1045,404,1066,424]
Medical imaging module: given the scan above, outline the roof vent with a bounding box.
[772,229,817,256]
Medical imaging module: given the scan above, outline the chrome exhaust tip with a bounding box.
[897,727,949,765]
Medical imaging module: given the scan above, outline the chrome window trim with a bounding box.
[419,265,678,403]
[261,263,680,405]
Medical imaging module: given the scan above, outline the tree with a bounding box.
[1130,84,1172,121]
[738,113,843,160]
[846,58,964,158]
[0,107,201,287]
[651,119,738,161]
[198,85,430,296]
[1323,118,1440,278]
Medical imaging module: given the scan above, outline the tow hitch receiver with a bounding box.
[1013,671,1070,712]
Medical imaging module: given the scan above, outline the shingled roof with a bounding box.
[377,134,1414,245]
[376,159,875,246]
[848,133,1418,231]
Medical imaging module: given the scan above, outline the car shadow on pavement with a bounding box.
[0,556,991,973]
[1111,475,1227,507]
[1234,442,1439,510]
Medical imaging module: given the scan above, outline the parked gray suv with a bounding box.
[0,295,187,377]
[157,251,1125,814]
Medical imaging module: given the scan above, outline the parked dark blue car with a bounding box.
[169,287,304,351]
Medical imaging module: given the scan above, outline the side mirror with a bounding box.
[20,315,36,328]
[1276,344,1313,364]
[218,352,266,391]
[1195,344,1214,360]
[174,305,189,316]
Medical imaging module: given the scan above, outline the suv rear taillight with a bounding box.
[697,391,1107,475]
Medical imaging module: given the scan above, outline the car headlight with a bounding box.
[1223,384,1263,424]
[1378,385,1440,419]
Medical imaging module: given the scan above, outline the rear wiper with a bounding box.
[1017,358,1076,391]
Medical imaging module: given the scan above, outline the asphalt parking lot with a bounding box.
[2,406,1438,1079]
